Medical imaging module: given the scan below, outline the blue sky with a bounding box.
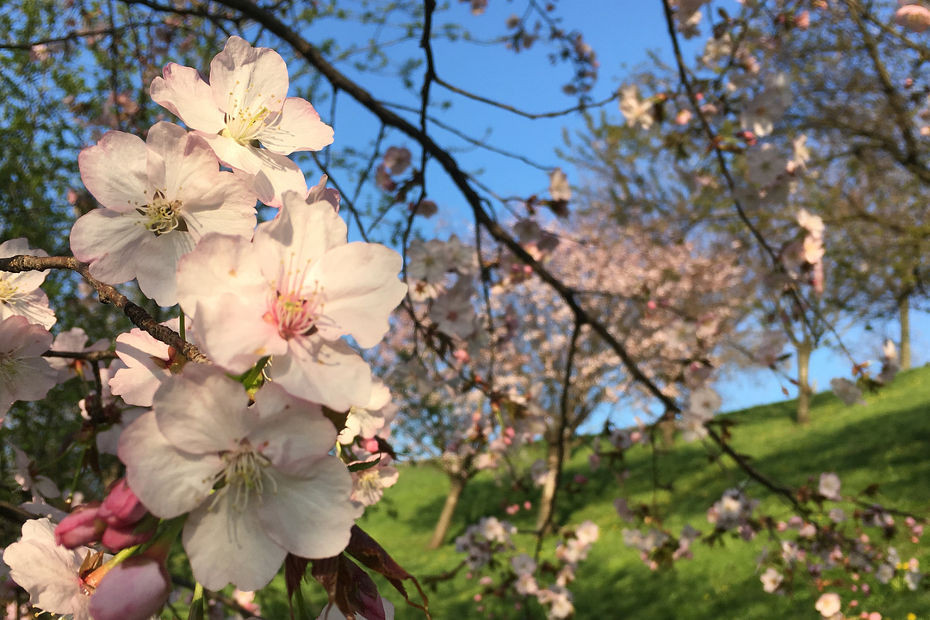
[300,1,928,426]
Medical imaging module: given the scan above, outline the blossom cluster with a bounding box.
[2,35,406,620]
[454,517,599,619]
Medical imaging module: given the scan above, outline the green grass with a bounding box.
[258,366,930,619]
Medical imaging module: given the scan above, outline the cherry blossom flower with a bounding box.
[455,517,516,569]
[0,315,58,422]
[11,443,59,501]
[619,84,653,130]
[70,121,256,307]
[3,518,100,620]
[118,365,361,590]
[151,36,333,206]
[350,457,399,506]
[0,238,55,329]
[830,377,864,406]
[760,567,783,593]
[537,585,574,619]
[511,553,536,575]
[548,168,571,202]
[338,380,392,445]
[815,592,842,618]
[253,171,341,211]
[819,472,842,500]
[896,3,930,32]
[47,327,109,383]
[109,318,189,407]
[382,146,411,175]
[429,277,477,339]
[176,193,406,410]
[77,363,146,456]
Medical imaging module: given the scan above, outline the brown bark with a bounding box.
[535,441,562,534]
[795,337,813,425]
[427,474,467,549]
[900,294,912,371]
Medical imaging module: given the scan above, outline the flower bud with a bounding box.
[88,556,170,620]
[101,521,154,552]
[54,503,104,548]
[98,478,147,526]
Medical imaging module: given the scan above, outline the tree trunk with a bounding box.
[795,337,813,425]
[535,441,562,535]
[427,474,467,549]
[899,294,912,371]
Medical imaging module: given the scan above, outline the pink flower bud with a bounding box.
[89,556,170,620]
[99,478,148,526]
[101,522,155,552]
[55,503,104,548]
[362,438,380,453]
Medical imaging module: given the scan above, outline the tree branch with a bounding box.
[0,255,207,363]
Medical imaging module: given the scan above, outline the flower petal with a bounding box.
[271,337,372,411]
[78,131,150,212]
[183,491,287,591]
[3,518,88,617]
[150,63,225,133]
[132,232,196,307]
[209,36,288,119]
[153,365,253,454]
[313,242,406,348]
[70,209,148,285]
[259,459,361,559]
[259,97,334,155]
[250,383,335,475]
[118,412,220,518]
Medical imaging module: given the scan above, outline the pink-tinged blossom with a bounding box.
[150,36,333,207]
[0,316,57,421]
[831,377,864,406]
[896,4,930,31]
[338,380,391,445]
[382,146,411,175]
[11,443,60,501]
[0,238,55,329]
[109,318,189,407]
[118,365,361,590]
[429,277,477,339]
[70,121,256,306]
[77,363,145,456]
[537,585,574,619]
[253,172,341,212]
[350,457,399,507]
[819,472,842,500]
[47,327,109,383]
[455,517,516,569]
[176,194,406,410]
[619,84,653,130]
[815,592,842,618]
[548,168,571,202]
[3,518,97,620]
[760,567,783,593]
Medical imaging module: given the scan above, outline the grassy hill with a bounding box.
[261,366,930,619]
